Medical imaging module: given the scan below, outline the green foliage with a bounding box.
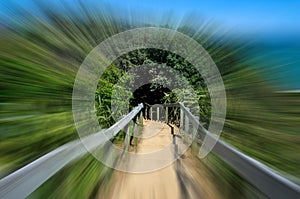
[96,49,212,125]
[95,64,127,127]
[1,2,299,198]
[29,154,114,199]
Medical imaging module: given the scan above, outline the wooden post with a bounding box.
[157,107,159,121]
[184,115,189,144]
[150,107,153,120]
[133,122,138,148]
[125,122,130,144]
[191,127,198,157]
[124,121,132,151]
[139,111,143,125]
[185,115,189,134]
[180,107,184,132]
[165,107,169,123]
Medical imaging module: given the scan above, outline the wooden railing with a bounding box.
[0,104,144,199]
[145,102,300,199]
[1,102,299,199]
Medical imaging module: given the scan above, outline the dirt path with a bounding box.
[96,120,222,199]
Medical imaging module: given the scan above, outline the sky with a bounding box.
[1,0,300,35]
[0,0,299,90]
[105,0,300,35]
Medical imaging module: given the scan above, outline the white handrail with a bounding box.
[178,103,300,199]
[0,104,143,199]
[2,102,299,199]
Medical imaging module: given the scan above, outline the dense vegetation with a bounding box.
[96,48,212,127]
[0,2,299,198]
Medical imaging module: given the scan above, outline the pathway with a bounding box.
[96,120,221,199]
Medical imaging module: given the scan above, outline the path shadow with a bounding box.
[167,123,175,135]
[169,127,205,199]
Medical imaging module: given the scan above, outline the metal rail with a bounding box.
[145,102,300,198]
[178,102,300,199]
[0,103,143,199]
[1,102,299,199]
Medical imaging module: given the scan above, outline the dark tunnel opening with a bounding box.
[130,83,174,107]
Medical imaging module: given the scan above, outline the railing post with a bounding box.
[133,121,138,148]
[184,115,190,144]
[157,106,159,121]
[124,121,133,151]
[165,107,169,123]
[180,106,184,133]
[150,107,153,120]
[139,111,143,125]
[185,115,189,133]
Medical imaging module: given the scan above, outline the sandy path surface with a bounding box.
[97,120,221,199]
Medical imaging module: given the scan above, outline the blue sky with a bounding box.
[1,0,300,35]
[1,0,299,90]
[106,0,300,35]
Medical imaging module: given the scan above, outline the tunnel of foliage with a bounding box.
[95,48,211,128]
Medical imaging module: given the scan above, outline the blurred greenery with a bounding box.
[29,153,114,199]
[196,150,268,199]
[0,1,299,199]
